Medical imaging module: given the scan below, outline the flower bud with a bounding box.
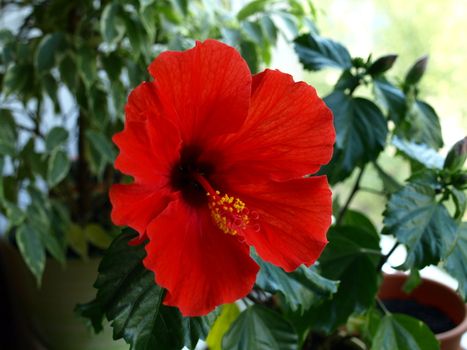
[405,55,429,85]
[367,54,398,76]
[444,136,467,172]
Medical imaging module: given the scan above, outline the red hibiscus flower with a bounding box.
[109,39,335,316]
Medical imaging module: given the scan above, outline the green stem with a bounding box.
[377,241,400,271]
[336,166,366,226]
[376,297,390,315]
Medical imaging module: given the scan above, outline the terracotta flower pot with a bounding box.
[378,273,467,350]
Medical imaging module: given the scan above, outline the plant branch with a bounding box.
[336,166,366,225]
[377,241,400,271]
[360,186,385,196]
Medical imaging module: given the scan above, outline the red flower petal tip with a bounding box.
[109,39,335,316]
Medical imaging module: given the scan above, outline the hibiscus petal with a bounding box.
[143,199,259,316]
[216,69,335,184]
[148,40,251,144]
[235,176,332,272]
[109,183,172,236]
[114,82,181,185]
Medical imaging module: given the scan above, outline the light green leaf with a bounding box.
[392,137,444,169]
[294,33,352,71]
[206,304,241,350]
[16,224,46,286]
[45,127,69,152]
[100,3,125,45]
[84,223,113,249]
[47,149,71,187]
[67,224,88,259]
[371,314,439,350]
[222,305,298,350]
[237,0,270,21]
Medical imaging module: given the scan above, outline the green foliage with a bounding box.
[371,314,439,350]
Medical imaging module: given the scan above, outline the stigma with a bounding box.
[193,174,259,236]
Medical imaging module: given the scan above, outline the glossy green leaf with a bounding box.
[301,226,381,333]
[398,101,443,150]
[222,305,298,350]
[45,126,69,152]
[35,33,66,72]
[373,78,406,124]
[294,33,352,71]
[47,149,71,187]
[206,304,241,350]
[371,314,439,350]
[76,231,214,350]
[255,257,338,312]
[16,224,46,286]
[383,178,458,269]
[444,222,467,299]
[0,109,17,155]
[325,91,388,172]
[392,137,444,169]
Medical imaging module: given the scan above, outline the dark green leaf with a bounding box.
[444,222,467,299]
[4,63,32,96]
[301,226,380,333]
[392,137,444,169]
[86,130,117,163]
[373,78,406,124]
[77,46,97,87]
[16,224,46,286]
[260,15,277,42]
[45,126,69,152]
[383,178,458,269]
[341,209,378,236]
[222,305,298,350]
[0,109,17,155]
[3,201,25,226]
[371,313,439,350]
[58,53,78,89]
[373,162,403,194]
[35,33,66,72]
[255,257,338,312]
[294,33,352,71]
[47,149,71,187]
[240,40,259,73]
[237,0,270,21]
[325,91,388,172]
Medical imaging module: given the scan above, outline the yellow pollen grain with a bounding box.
[207,191,251,236]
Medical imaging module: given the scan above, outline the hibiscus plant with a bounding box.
[1,1,466,350]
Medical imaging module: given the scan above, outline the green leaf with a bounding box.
[47,149,71,187]
[371,314,439,350]
[100,3,125,45]
[3,64,31,96]
[240,40,259,74]
[237,0,270,21]
[397,101,443,150]
[367,54,398,76]
[77,46,97,87]
[58,53,78,89]
[402,269,421,293]
[67,224,88,259]
[255,257,338,312]
[448,187,466,221]
[222,305,298,350]
[183,311,220,349]
[383,178,458,269]
[84,223,113,249]
[86,130,117,163]
[76,231,213,349]
[405,55,429,86]
[294,33,352,71]
[373,162,403,194]
[206,304,241,350]
[373,78,406,124]
[444,222,467,299]
[242,21,263,45]
[0,109,17,155]
[35,33,66,72]
[302,226,381,333]
[260,15,277,42]
[45,126,69,152]
[325,91,388,172]
[392,137,444,169]
[4,201,25,227]
[341,209,379,236]
[16,224,46,286]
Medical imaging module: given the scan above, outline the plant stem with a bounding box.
[359,186,385,196]
[376,297,390,315]
[336,166,365,226]
[377,241,400,271]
